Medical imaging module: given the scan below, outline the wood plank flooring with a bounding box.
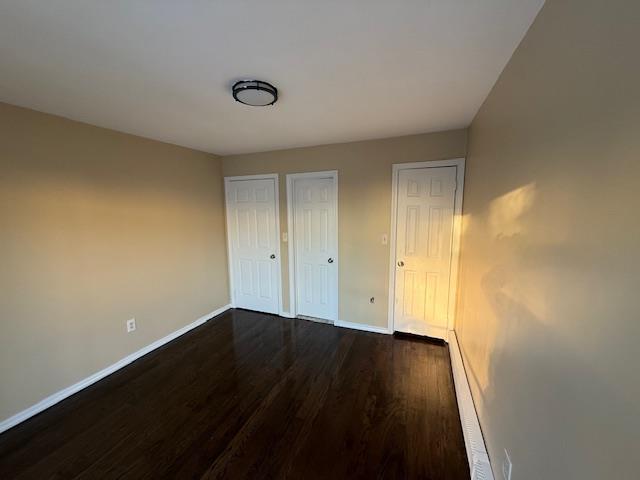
[0,309,469,479]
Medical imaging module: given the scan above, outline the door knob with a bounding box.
[397,260,405,267]
[328,258,334,263]
[270,254,276,259]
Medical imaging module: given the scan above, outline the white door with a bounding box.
[393,166,457,339]
[290,174,338,321]
[226,177,281,314]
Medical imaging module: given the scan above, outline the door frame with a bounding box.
[387,158,465,337]
[286,170,339,321]
[224,173,284,315]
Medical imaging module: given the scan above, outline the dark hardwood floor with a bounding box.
[0,309,469,479]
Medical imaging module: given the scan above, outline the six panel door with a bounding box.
[292,176,338,321]
[394,166,457,339]
[226,178,280,314]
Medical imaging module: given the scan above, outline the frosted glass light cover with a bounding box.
[232,80,278,106]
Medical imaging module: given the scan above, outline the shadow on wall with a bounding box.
[457,182,635,479]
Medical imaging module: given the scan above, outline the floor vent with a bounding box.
[449,331,495,480]
[296,315,333,325]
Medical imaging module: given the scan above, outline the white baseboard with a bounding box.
[0,303,232,435]
[334,320,391,335]
[449,330,495,480]
[280,313,389,334]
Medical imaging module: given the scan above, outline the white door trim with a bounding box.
[224,173,284,315]
[286,170,339,321]
[387,158,465,336]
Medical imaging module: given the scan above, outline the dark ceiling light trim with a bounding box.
[232,80,278,106]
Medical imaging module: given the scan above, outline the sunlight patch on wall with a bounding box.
[489,183,536,238]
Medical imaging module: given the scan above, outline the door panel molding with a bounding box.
[387,159,465,337]
[224,174,283,315]
[286,171,338,321]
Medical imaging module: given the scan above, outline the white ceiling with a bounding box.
[0,1,544,155]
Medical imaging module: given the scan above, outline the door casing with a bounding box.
[286,170,339,321]
[224,174,283,315]
[387,159,465,338]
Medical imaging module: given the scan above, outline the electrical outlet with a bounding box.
[370,297,375,304]
[502,449,512,480]
[126,318,136,333]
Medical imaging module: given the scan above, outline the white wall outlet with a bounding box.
[502,449,512,480]
[126,318,136,333]
[381,233,388,245]
[282,232,288,242]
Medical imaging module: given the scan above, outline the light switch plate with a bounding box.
[282,232,288,242]
[381,234,388,245]
[126,318,136,333]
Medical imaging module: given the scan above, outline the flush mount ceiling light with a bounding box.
[232,80,278,106]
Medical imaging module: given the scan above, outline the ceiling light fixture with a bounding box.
[232,80,278,106]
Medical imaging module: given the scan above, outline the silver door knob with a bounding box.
[270,254,276,259]
[328,258,334,263]
[397,260,405,267]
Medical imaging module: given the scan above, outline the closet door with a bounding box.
[393,166,457,339]
[226,177,280,314]
[290,173,338,321]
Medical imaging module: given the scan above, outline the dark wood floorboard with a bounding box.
[0,309,469,479]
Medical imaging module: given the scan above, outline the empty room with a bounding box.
[1,1,638,479]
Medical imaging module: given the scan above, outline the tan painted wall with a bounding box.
[222,130,467,327]
[455,1,640,478]
[0,102,230,421]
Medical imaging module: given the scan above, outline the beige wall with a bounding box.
[0,103,230,421]
[456,1,640,478]
[223,130,467,327]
